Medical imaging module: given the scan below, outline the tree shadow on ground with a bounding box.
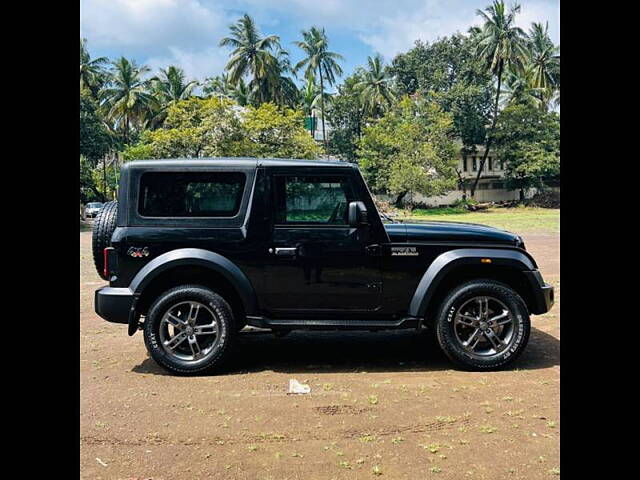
[132,326,559,376]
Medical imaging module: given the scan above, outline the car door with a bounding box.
[262,168,382,316]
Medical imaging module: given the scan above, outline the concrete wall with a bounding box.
[376,188,537,207]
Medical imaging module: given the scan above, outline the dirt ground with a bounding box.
[80,230,559,480]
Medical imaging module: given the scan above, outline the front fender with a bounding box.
[129,248,258,315]
[408,248,535,317]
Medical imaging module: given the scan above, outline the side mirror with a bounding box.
[348,201,368,227]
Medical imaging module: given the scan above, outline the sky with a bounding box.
[80,0,559,89]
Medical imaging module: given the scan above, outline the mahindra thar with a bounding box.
[93,158,554,375]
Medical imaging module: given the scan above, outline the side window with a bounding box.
[138,171,246,217]
[274,175,355,225]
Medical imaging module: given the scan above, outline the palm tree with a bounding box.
[526,22,560,108]
[294,26,344,149]
[470,0,529,197]
[299,75,331,137]
[80,38,108,97]
[99,57,154,144]
[147,66,198,128]
[356,54,396,118]
[219,14,281,103]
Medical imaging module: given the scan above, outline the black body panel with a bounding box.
[94,158,554,330]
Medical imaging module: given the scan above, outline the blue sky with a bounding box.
[80,0,559,90]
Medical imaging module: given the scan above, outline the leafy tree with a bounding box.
[357,96,458,206]
[80,88,112,162]
[356,54,395,118]
[241,103,321,158]
[80,38,108,98]
[80,155,103,202]
[525,22,560,108]
[492,103,560,200]
[470,0,529,196]
[294,26,344,149]
[100,57,154,144]
[326,71,367,161]
[147,66,198,128]
[388,34,493,155]
[122,97,320,160]
[219,14,283,104]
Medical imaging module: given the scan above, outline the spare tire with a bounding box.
[92,201,118,280]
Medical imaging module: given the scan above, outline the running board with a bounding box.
[245,316,421,331]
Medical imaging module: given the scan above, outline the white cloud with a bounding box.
[80,0,229,53]
[146,46,228,82]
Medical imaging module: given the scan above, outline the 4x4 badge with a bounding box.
[127,247,150,258]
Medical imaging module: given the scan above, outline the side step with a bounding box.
[245,316,422,331]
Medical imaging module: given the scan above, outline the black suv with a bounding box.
[93,158,554,375]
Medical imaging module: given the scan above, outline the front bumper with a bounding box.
[95,287,136,324]
[524,270,555,315]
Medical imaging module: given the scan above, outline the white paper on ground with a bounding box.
[288,379,311,394]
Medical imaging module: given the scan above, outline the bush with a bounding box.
[526,189,560,208]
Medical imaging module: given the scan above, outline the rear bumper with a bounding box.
[95,287,135,324]
[524,270,555,315]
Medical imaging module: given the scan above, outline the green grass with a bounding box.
[399,207,559,234]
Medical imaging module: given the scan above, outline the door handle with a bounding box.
[274,247,298,256]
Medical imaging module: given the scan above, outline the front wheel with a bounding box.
[435,280,530,370]
[143,285,236,375]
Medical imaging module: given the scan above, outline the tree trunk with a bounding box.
[471,60,503,197]
[319,67,327,151]
[395,191,408,207]
[519,188,525,202]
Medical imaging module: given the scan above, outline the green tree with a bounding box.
[100,57,154,144]
[148,66,198,128]
[80,88,112,162]
[80,38,108,98]
[357,96,458,206]
[470,0,529,197]
[241,103,321,159]
[80,155,103,202]
[525,22,559,108]
[326,71,366,161]
[122,97,320,160]
[356,54,395,118]
[388,34,493,155]
[492,103,560,200]
[294,26,344,149]
[219,14,282,104]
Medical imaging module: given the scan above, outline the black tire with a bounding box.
[143,285,236,375]
[435,280,530,371]
[92,201,118,280]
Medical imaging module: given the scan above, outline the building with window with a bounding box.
[377,147,542,206]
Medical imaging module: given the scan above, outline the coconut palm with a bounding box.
[356,54,396,118]
[294,26,344,148]
[526,22,559,107]
[80,38,108,97]
[219,14,282,103]
[146,66,198,129]
[470,0,529,196]
[151,66,198,104]
[99,57,154,144]
[299,75,332,137]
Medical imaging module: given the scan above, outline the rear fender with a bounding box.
[130,248,258,316]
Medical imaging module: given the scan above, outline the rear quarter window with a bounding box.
[138,171,246,217]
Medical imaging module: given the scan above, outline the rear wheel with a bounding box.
[143,285,236,375]
[435,280,530,370]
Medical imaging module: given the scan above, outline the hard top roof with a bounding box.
[124,158,356,169]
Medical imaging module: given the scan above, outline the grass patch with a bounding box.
[399,207,559,234]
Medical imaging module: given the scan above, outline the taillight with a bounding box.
[103,248,109,279]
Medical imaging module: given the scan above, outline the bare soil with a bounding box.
[80,231,559,480]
